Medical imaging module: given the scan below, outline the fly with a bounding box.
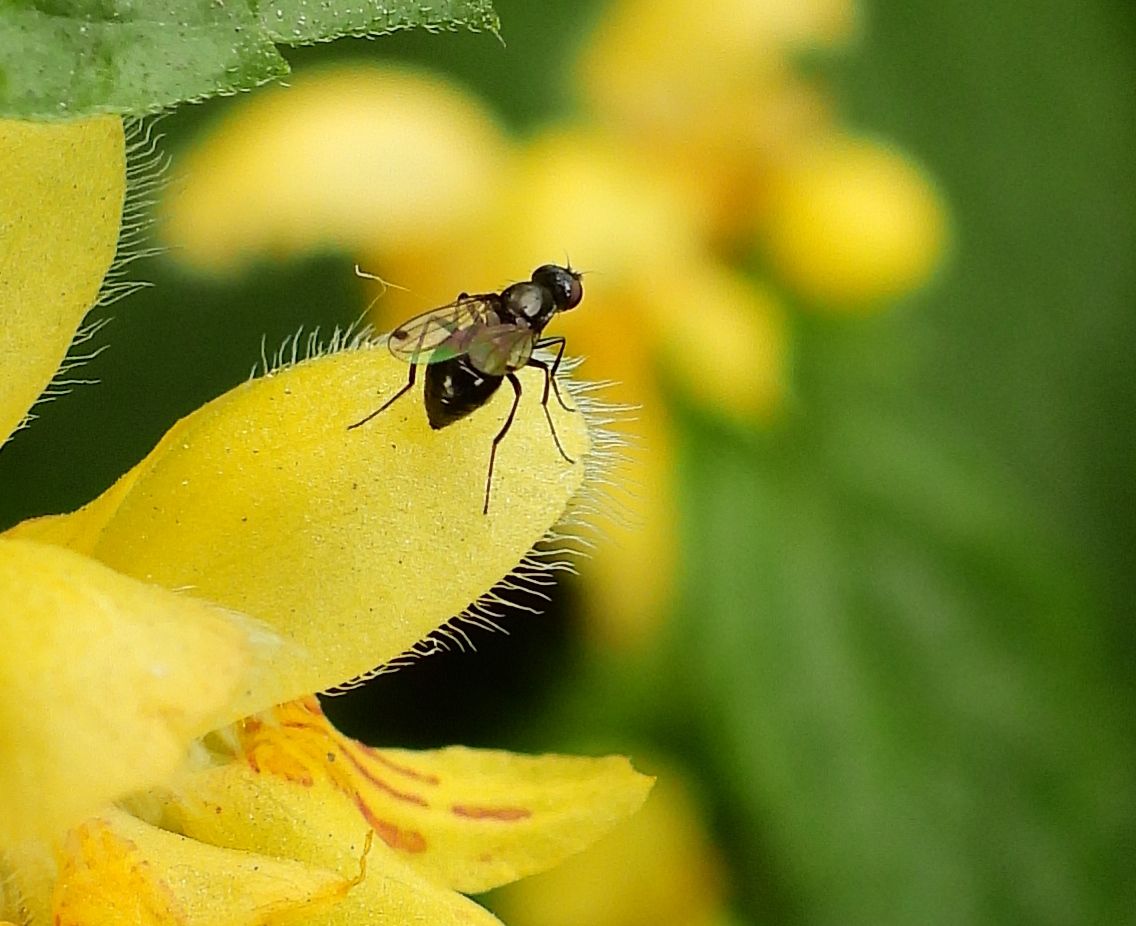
[348,263,584,514]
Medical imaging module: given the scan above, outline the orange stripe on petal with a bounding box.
[340,743,430,807]
[53,818,181,926]
[451,805,532,821]
[369,752,442,785]
[352,796,428,853]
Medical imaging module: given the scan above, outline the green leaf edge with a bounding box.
[0,0,500,121]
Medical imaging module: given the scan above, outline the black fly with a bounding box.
[348,264,584,513]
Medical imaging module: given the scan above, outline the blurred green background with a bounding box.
[1,1,1133,924]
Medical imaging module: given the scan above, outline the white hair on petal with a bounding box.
[249,312,379,380]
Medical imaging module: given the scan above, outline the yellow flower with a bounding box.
[1,116,652,925]
[357,122,789,649]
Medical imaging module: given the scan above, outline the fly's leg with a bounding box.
[525,355,575,466]
[347,364,417,430]
[484,373,524,515]
[533,336,575,413]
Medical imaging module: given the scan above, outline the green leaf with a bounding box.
[0,0,499,119]
[669,314,1135,925]
[0,0,284,119]
[261,0,500,45]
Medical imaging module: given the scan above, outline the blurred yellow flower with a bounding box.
[159,0,949,650]
[492,770,730,926]
[576,0,858,240]
[163,66,510,273]
[1,116,652,925]
[760,136,949,309]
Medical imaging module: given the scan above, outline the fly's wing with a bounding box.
[466,324,535,376]
[387,295,500,364]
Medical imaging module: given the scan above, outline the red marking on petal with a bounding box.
[353,796,427,853]
[368,750,441,785]
[340,746,428,807]
[374,820,427,853]
[451,805,532,821]
[281,718,324,732]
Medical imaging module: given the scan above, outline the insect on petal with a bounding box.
[9,348,589,705]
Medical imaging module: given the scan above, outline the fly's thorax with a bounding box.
[501,281,555,330]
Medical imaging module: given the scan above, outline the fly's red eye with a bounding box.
[565,274,583,310]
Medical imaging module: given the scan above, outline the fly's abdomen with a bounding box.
[424,356,503,429]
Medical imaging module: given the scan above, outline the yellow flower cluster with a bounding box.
[0,117,651,925]
[162,0,947,658]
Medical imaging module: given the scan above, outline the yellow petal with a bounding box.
[162,65,509,274]
[577,0,855,139]
[761,136,950,309]
[583,0,857,80]
[0,538,261,844]
[49,809,351,926]
[576,0,860,241]
[233,699,654,894]
[495,128,705,278]
[8,346,590,704]
[0,116,125,444]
